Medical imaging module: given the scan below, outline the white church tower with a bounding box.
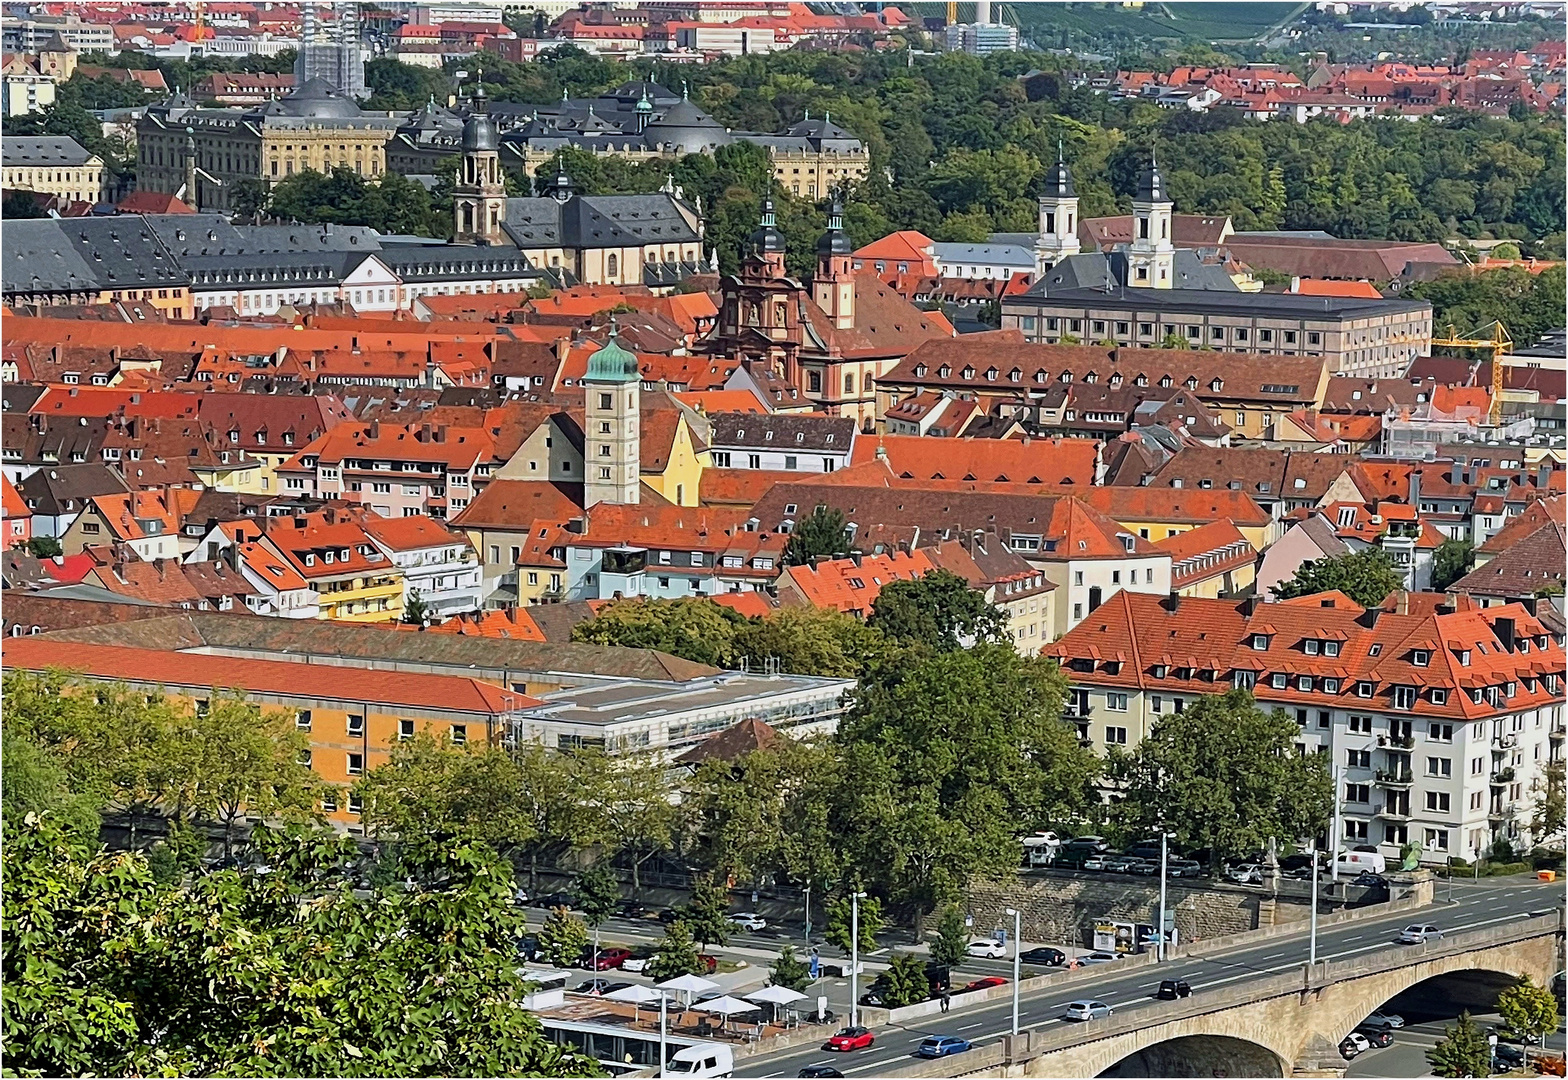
[1127,150,1174,289]
[1034,141,1080,275]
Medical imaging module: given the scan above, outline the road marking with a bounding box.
[957,1021,987,1031]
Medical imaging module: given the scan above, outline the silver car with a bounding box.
[1061,1000,1112,1021]
[1396,924,1442,944]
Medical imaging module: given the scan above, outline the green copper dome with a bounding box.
[584,324,639,384]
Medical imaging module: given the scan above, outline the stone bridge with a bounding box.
[892,911,1562,1079]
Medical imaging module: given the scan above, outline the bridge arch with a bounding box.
[1311,961,1539,1052]
[1098,1034,1286,1078]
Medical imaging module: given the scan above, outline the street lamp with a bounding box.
[1329,763,1343,884]
[658,991,668,1078]
[1308,846,1320,966]
[1005,907,1021,1036]
[1157,830,1176,962]
[849,890,867,1029]
[804,880,812,943]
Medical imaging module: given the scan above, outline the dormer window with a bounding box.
[1305,639,1320,656]
[1458,649,1470,666]
[962,366,975,379]
[1252,634,1269,651]
[1368,644,1382,657]
[1412,649,1430,667]
[1297,675,1313,692]
[1271,672,1287,689]
[1356,681,1373,697]
[1431,688,1448,705]
[1152,664,1167,678]
[303,553,315,566]
[1325,641,1340,657]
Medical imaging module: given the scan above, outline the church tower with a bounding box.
[748,197,788,279]
[813,193,855,331]
[1034,141,1080,274]
[1128,150,1174,289]
[453,80,506,246]
[582,323,642,507]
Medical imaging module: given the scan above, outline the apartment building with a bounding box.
[1045,590,1565,863]
[277,420,495,519]
[1,136,103,205]
[362,514,483,619]
[263,512,404,622]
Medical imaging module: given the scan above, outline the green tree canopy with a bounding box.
[647,921,705,981]
[784,505,853,566]
[868,569,1008,653]
[823,894,883,955]
[769,946,813,993]
[681,876,732,951]
[1107,689,1334,866]
[1,814,596,1077]
[1432,539,1475,592]
[537,906,590,968]
[1270,548,1406,607]
[570,597,750,668]
[929,904,970,973]
[1426,1011,1494,1078]
[879,952,930,1008]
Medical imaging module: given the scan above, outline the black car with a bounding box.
[538,892,576,909]
[798,1067,844,1078]
[617,900,652,919]
[1494,1043,1526,1068]
[656,906,684,924]
[1352,871,1389,889]
[1354,1024,1394,1049]
[1279,853,1315,874]
[1156,979,1192,1000]
[1020,946,1066,966]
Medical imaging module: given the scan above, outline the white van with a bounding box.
[1336,850,1387,874]
[666,1044,733,1078]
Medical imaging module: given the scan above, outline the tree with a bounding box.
[681,876,732,950]
[401,590,431,626]
[880,952,930,1008]
[1529,760,1565,847]
[769,945,813,993]
[1427,1011,1495,1078]
[868,569,1008,652]
[581,751,680,898]
[0,721,101,847]
[929,904,969,974]
[1490,241,1522,260]
[571,597,750,668]
[576,863,621,966]
[145,817,205,884]
[1432,539,1475,592]
[1108,689,1334,869]
[537,905,590,968]
[2,191,47,219]
[1270,548,1406,608]
[1,814,596,1077]
[1498,975,1558,1045]
[187,695,320,858]
[738,605,888,679]
[354,733,536,854]
[784,505,853,566]
[25,536,63,558]
[823,893,882,955]
[647,920,706,981]
[834,646,1099,932]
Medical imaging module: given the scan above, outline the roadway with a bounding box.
[731,877,1562,1078]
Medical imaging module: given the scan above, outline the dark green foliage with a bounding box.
[537,905,590,967]
[364,58,453,112]
[880,953,930,1008]
[681,876,732,950]
[1432,539,1475,592]
[823,893,882,955]
[868,569,1008,653]
[576,864,620,931]
[264,167,451,238]
[929,904,969,973]
[571,597,752,668]
[1426,1011,1494,1077]
[783,505,852,566]
[1270,548,1406,608]
[1409,265,1567,354]
[647,921,705,981]
[1107,689,1335,867]
[769,945,813,993]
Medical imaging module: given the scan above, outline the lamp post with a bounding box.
[849,890,867,1029]
[1157,830,1175,962]
[1446,854,1454,903]
[658,992,668,1078]
[804,880,812,943]
[1308,847,1320,966]
[1329,763,1343,884]
[1005,907,1021,1036]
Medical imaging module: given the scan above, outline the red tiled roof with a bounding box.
[1,639,535,716]
[849,434,1098,486]
[778,549,936,615]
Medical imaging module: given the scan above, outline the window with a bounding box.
[1424,828,1449,851]
[347,752,364,776]
[1271,673,1288,689]
[1428,722,1453,741]
[1105,726,1128,745]
[1324,678,1340,694]
[1345,783,1370,803]
[451,724,467,745]
[712,451,731,467]
[399,719,414,740]
[295,710,312,731]
[785,455,797,470]
[1412,649,1430,667]
[1106,692,1128,711]
[1297,675,1313,692]
[1348,715,1372,734]
[347,714,365,737]
[1305,639,1320,656]
[298,748,313,767]
[1074,571,1084,586]
[1151,696,1163,713]
[1393,686,1416,710]
[1425,791,1451,813]
[598,392,612,409]
[1426,756,1451,778]
[1344,820,1368,840]
[1347,749,1371,768]
[689,552,703,567]
[348,793,363,816]
[1356,681,1374,698]
[1318,710,1331,729]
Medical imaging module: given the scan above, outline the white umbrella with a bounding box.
[656,972,720,1008]
[700,994,763,1032]
[745,985,808,1005]
[606,983,665,1022]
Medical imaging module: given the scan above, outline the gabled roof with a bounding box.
[849,434,1097,487]
[448,479,584,530]
[778,549,936,615]
[674,717,781,766]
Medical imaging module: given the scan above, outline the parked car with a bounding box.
[1083,855,1110,872]
[962,976,1008,993]
[657,907,683,924]
[1061,1000,1113,1021]
[1354,1024,1394,1049]
[728,912,767,931]
[1166,858,1203,878]
[1156,979,1192,1000]
[515,934,541,962]
[617,900,652,919]
[574,978,629,996]
[1336,851,1388,874]
[619,946,657,973]
[1103,855,1137,873]
[917,1036,973,1059]
[1226,864,1264,886]
[1396,924,1442,944]
[1339,1033,1372,1059]
[1020,946,1066,966]
[511,886,531,906]
[797,1067,844,1078]
[1133,859,1159,876]
[1126,840,1165,861]
[1278,853,1315,874]
[1494,1043,1526,1069]
[1063,835,1109,854]
[1366,1011,1404,1029]
[588,947,633,971]
[1082,951,1121,964]
[1353,871,1390,889]
[538,892,576,909]
[967,938,1006,959]
[825,1027,875,1052]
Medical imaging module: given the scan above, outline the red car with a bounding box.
[825,1027,875,1052]
[962,976,1008,993]
[590,948,633,971]
[698,954,719,974]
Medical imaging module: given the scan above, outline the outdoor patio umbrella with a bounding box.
[699,995,764,1032]
[655,973,719,1006]
[606,983,664,1022]
[744,984,808,1024]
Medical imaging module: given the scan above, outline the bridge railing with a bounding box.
[907,908,1568,1074]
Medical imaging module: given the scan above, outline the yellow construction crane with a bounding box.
[948,0,958,24]
[1431,320,1513,424]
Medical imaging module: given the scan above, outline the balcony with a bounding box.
[1377,804,1410,821]
[1551,725,1565,741]
[1490,767,1516,785]
[1375,769,1414,787]
[1494,733,1518,749]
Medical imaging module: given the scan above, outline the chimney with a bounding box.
[1358,607,1381,629]
[419,422,431,442]
[436,425,448,444]
[368,420,380,439]
[1240,595,1262,616]
[1450,461,1463,485]
[1407,468,1421,507]
[1394,590,1409,616]
[1494,616,1515,653]
[1536,463,1551,489]
[1163,591,1181,613]
[1522,595,1540,616]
